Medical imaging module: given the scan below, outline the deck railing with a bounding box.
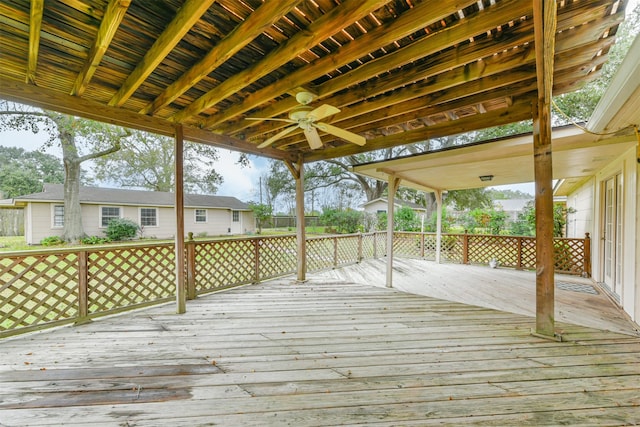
[0,232,590,338]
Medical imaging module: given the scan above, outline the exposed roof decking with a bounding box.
[0,0,627,161]
[1,261,639,425]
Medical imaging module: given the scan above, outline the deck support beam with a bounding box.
[386,175,401,288]
[435,189,443,264]
[174,124,186,314]
[532,0,557,339]
[287,157,306,282]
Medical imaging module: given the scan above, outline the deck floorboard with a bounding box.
[1,260,639,426]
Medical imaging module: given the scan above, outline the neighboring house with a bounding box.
[361,198,428,217]
[0,184,255,244]
[492,198,532,223]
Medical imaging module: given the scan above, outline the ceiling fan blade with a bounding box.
[306,104,340,122]
[303,126,323,150]
[315,122,366,146]
[257,125,299,148]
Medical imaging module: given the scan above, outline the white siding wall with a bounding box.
[569,146,638,323]
[565,177,594,239]
[26,203,255,243]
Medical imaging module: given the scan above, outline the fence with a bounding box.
[0,232,589,338]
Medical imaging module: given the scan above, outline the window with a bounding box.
[101,206,121,227]
[195,209,207,223]
[232,210,240,222]
[140,208,157,227]
[53,205,64,228]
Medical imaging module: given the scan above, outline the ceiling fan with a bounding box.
[250,92,366,150]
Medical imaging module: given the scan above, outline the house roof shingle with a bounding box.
[11,184,250,210]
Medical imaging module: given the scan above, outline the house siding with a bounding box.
[567,146,638,323]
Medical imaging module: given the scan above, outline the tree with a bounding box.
[0,146,64,198]
[249,202,272,234]
[513,201,576,237]
[0,101,128,243]
[92,130,222,194]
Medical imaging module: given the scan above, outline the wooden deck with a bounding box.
[1,260,640,426]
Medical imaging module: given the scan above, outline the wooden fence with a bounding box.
[0,232,590,338]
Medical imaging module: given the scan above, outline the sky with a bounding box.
[2,0,637,201]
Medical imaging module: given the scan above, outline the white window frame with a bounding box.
[100,206,122,228]
[139,207,158,228]
[51,204,64,228]
[232,210,240,222]
[194,209,207,223]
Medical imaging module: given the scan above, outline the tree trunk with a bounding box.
[58,121,86,243]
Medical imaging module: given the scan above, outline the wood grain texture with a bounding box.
[1,260,638,425]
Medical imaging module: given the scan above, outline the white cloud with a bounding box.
[213,150,269,202]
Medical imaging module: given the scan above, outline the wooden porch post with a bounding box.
[386,175,400,288]
[435,189,443,264]
[174,124,186,314]
[285,157,306,282]
[532,0,557,339]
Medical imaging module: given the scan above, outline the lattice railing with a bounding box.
[193,238,256,294]
[87,244,175,314]
[1,252,79,332]
[0,232,590,338]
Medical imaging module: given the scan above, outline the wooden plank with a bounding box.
[108,0,215,107]
[70,0,131,96]
[174,124,186,314]
[172,0,389,123]
[386,175,400,287]
[294,157,306,281]
[26,0,44,84]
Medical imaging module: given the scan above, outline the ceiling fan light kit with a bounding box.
[252,91,366,150]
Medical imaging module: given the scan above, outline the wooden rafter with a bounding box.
[204,0,482,130]
[171,0,388,124]
[25,0,44,84]
[139,0,301,115]
[71,0,131,96]
[109,0,216,107]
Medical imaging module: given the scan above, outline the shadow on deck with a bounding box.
[1,260,639,426]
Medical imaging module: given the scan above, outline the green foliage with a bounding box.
[320,208,363,234]
[426,208,453,233]
[92,131,222,194]
[0,146,64,198]
[512,201,576,237]
[41,235,65,246]
[105,218,140,241]
[462,208,506,235]
[249,202,273,233]
[394,206,420,231]
[80,235,111,245]
[444,188,492,211]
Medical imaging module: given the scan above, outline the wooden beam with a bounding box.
[0,78,294,161]
[26,0,44,84]
[172,0,388,123]
[204,0,483,129]
[292,157,306,282]
[175,124,186,314]
[71,0,131,96]
[435,190,443,264]
[109,0,215,107]
[386,175,401,288]
[140,0,301,115]
[303,97,533,162]
[532,0,558,339]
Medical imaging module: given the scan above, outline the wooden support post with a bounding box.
[386,175,401,288]
[462,230,469,264]
[333,237,338,267]
[516,237,524,270]
[373,232,377,258]
[76,250,90,324]
[286,157,306,282]
[357,233,363,262]
[583,233,591,278]
[174,124,186,314]
[531,0,558,340]
[253,238,260,283]
[435,189,443,264]
[186,233,196,300]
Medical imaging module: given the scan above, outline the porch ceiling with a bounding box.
[351,126,636,193]
[0,0,628,163]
